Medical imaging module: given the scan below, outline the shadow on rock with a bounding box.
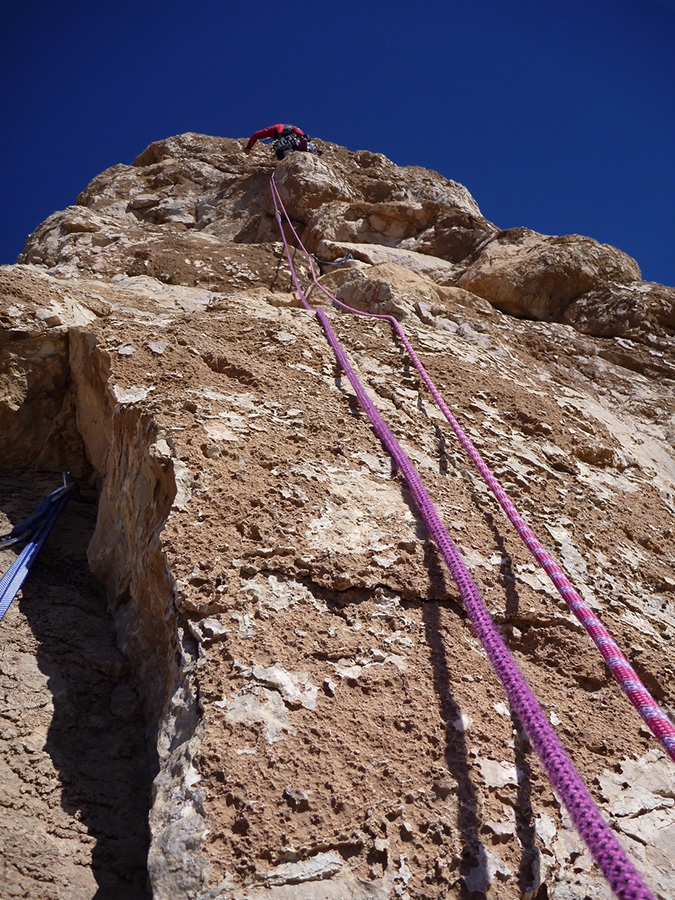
[1,472,152,899]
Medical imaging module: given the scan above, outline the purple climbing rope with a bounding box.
[269,174,675,766]
[270,172,655,900]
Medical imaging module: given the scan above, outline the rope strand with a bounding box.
[269,173,675,765]
[270,171,655,900]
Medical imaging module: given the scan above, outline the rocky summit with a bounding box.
[1,133,674,900]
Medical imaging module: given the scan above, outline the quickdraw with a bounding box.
[0,475,74,621]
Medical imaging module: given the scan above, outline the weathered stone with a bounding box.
[2,132,674,900]
[270,153,356,220]
[564,279,675,341]
[319,261,444,320]
[303,195,495,265]
[458,227,641,320]
[311,238,463,285]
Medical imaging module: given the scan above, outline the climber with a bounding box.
[243,124,322,160]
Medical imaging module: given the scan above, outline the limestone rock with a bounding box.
[564,279,675,342]
[312,238,463,285]
[318,261,452,320]
[457,227,641,320]
[303,195,495,265]
[270,152,356,220]
[2,132,675,900]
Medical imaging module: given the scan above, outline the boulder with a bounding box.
[303,198,495,264]
[458,227,641,320]
[270,153,356,221]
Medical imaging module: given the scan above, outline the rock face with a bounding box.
[1,133,674,900]
[457,227,641,322]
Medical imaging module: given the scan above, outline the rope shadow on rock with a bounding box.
[420,499,543,896]
[466,489,541,893]
[420,538,487,898]
[422,597,487,898]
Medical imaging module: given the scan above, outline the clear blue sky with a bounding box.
[1,0,674,286]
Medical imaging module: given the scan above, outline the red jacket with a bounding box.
[245,124,307,150]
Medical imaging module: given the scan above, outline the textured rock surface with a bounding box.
[457,228,642,322]
[0,472,151,899]
[1,133,674,899]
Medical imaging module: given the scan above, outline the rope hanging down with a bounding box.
[270,173,655,900]
[0,476,74,622]
[269,176,675,766]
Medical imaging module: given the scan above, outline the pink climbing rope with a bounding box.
[269,174,675,766]
[270,172,655,900]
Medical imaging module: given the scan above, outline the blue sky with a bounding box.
[1,0,674,286]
